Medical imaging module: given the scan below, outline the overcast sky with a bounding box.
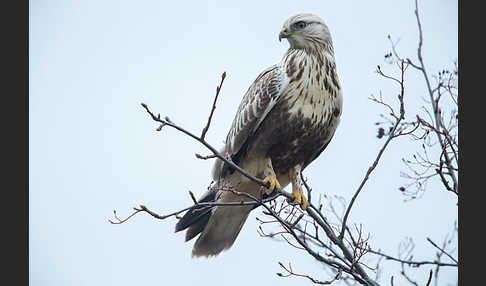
[30,0,457,285]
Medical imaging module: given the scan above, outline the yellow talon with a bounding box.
[263,176,281,195]
[288,191,309,210]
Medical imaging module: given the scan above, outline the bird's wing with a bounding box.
[225,64,290,158]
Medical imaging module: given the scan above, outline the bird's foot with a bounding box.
[262,176,281,195]
[287,191,309,211]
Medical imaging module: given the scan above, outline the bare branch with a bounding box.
[277,262,342,285]
[409,0,458,195]
[201,71,226,140]
[426,237,458,264]
[425,269,433,286]
[140,102,271,190]
[195,153,217,160]
[340,60,408,239]
[110,191,285,225]
[363,248,457,268]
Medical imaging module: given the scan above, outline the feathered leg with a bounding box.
[288,164,309,210]
[261,156,281,195]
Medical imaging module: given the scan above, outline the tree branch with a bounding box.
[340,60,408,239]
[201,71,226,140]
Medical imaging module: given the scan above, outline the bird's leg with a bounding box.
[261,157,281,195]
[288,165,309,210]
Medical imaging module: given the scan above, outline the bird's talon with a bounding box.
[287,191,309,210]
[263,176,281,195]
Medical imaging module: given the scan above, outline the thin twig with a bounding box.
[425,269,433,286]
[426,237,458,264]
[195,153,217,160]
[201,71,227,140]
[110,192,285,224]
[277,262,342,285]
[363,248,457,267]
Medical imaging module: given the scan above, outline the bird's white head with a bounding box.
[279,13,333,54]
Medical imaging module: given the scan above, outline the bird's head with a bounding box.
[279,13,332,52]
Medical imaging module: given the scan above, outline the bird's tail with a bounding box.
[174,190,216,243]
[174,188,252,258]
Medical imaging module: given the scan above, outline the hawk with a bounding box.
[175,13,342,257]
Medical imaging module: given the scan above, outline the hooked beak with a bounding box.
[279,27,290,42]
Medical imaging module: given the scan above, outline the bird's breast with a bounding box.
[283,71,340,126]
[247,51,342,174]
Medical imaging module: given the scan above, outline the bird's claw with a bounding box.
[263,176,281,195]
[287,191,309,210]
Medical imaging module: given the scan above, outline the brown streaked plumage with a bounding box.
[175,13,343,258]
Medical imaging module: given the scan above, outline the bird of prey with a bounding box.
[175,13,343,258]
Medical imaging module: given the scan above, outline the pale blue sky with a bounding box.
[30,0,457,285]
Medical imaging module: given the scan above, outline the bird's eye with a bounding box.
[294,21,306,29]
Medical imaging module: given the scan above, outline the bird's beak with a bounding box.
[279,27,290,42]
